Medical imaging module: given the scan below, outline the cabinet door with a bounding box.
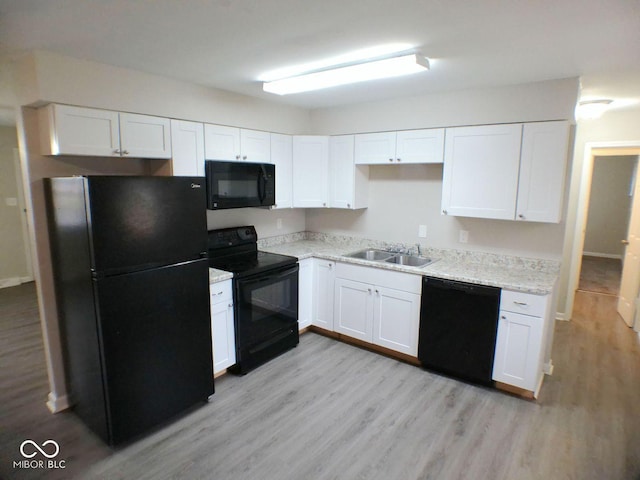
[492,310,544,391]
[211,300,236,374]
[313,260,335,331]
[240,129,271,162]
[441,124,522,220]
[204,124,241,161]
[292,136,329,208]
[334,278,373,342]
[354,132,397,165]
[298,258,314,330]
[44,104,121,156]
[373,287,420,356]
[270,133,293,209]
[170,119,205,176]
[395,129,445,164]
[330,135,358,209]
[516,121,570,223]
[119,113,172,159]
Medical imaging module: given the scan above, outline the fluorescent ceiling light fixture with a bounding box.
[576,99,613,119]
[263,53,429,95]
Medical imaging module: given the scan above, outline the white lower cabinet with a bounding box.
[333,263,421,356]
[298,259,314,330]
[313,259,335,331]
[210,280,235,374]
[492,290,550,394]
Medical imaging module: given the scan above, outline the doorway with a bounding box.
[577,155,637,297]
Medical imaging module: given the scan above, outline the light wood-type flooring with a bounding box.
[578,255,622,296]
[1,282,640,480]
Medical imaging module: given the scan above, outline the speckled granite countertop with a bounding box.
[209,268,233,284]
[260,239,558,295]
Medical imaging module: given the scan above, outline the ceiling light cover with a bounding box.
[263,54,429,96]
[577,99,613,119]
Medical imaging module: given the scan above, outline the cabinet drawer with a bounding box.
[500,290,548,317]
[335,262,421,294]
[210,280,232,304]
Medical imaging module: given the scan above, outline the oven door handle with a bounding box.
[241,265,298,286]
[257,165,267,203]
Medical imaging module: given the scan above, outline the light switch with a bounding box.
[276,218,283,230]
[5,197,18,207]
[418,225,427,238]
[459,230,469,243]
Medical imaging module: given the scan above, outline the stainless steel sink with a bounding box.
[384,254,433,267]
[346,249,395,261]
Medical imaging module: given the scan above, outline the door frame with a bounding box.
[566,141,640,331]
[13,147,33,281]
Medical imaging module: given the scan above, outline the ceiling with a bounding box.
[0,0,639,115]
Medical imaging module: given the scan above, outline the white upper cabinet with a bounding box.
[39,104,171,158]
[240,129,271,162]
[441,121,569,223]
[355,129,445,165]
[204,124,270,162]
[516,121,570,223]
[329,135,369,209]
[441,124,523,220]
[354,132,397,164]
[204,124,241,161]
[270,133,293,209]
[292,135,329,208]
[170,119,205,177]
[395,129,445,164]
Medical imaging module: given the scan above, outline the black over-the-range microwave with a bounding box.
[205,160,275,210]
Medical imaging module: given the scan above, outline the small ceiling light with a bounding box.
[262,53,430,96]
[577,99,613,120]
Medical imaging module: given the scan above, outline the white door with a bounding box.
[204,124,241,161]
[354,132,397,165]
[334,278,373,342]
[51,104,121,156]
[119,113,172,159]
[372,287,420,356]
[170,119,205,176]
[270,133,293,209]
[441,124,522,220]
[516,121,570,223]
[618,164,640,327]
[292,136,329,208]
[329,135,355,208]
[313,260,335,331]
[240,129,271,162]
[395,129,445,164]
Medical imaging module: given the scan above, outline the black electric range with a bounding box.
[207,226,299,374]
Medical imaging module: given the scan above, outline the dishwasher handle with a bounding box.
[423,277,500,297]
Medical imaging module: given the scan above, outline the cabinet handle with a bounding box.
[518,214,525,219]
[347,203,351,208]
[389,158,393,162]
[113,149,121,155]
[235,155,241,160]
[243,155,247,160]
[513,301,528,306]
[122,150,130,155]
[228,303,233,308]
[375,289,379,295]
[215,291,223,296]
[323,202,327,207]
[501,315,507,319]
[367,288,372,294]
[328,263,332,269]
[396,158,401,162]
[442,210,448,215]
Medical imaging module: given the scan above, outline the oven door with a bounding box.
[235,264,299,349]
[205,160,275,209]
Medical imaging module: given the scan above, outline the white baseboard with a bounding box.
[544,360,554,376]
[582,251,623,260]
[46,392,70,413]
[0,276,34,289]
[555,311,569,321]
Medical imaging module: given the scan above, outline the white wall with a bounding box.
[583,155,636,258]
[306,78,579,260]
[559,107,640,319]
[0,126,29,285]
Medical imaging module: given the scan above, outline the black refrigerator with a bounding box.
[45,176,214,446]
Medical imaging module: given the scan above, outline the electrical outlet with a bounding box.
[418,225,427,238]
[459,230,469,243]
[276,218,283,230]
[5,197,17,207]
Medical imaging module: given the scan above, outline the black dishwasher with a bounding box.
[418,277,500,387]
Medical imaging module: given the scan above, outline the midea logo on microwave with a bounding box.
[191,183,201,189]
